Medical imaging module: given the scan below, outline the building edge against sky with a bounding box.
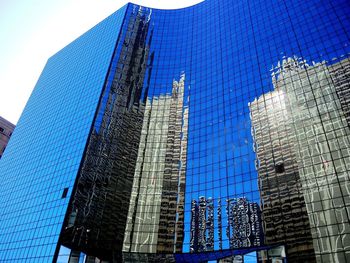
[0,4,129,262]
[0,0,350,262]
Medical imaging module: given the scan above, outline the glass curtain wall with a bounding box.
[58,0,350,262]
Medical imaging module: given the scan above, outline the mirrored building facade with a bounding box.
[0,0,349,262]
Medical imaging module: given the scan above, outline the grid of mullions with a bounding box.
[119,0,350,261]
[1,0,350,262]
[0,7,127,262]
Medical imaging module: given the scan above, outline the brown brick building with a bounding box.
[0,116,15,159]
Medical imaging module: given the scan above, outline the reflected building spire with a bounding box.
[123,74,189,254]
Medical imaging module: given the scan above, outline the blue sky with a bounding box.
[0,0,203,124]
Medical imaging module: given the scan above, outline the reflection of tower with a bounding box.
[226,197,263,249]
[158,74,189,253]
[123,74,189,254]
[198,196,207,252]
[250,56,350,262]
[59,8,153,260]
[217,199,223,250]
[174,104,189,253]
[270,57,350,263]
[189,196,214,252]
[190,200,199,253]
[206,197,214,251]
[249,85,315,262]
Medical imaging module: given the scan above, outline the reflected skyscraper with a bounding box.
[59,7,153,260]
[123,74,189,254]
[190,199,199,253]
[190,196,262,254]
[249,87,316,262]
[226,198,263,249]
[251,56,350,263]
[189,196,215,253]
[273,57,350,263]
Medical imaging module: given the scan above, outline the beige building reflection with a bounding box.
[123,74,189,254]
[250,56,350,263]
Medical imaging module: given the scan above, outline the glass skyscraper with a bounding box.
[0,0,349,262]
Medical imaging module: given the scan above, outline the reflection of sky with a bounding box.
[140,0,350,254]
[244,252,258,263]
[57,246,86,263]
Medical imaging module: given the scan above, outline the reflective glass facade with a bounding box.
[0,0,350,262]
[0,6,127,262]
